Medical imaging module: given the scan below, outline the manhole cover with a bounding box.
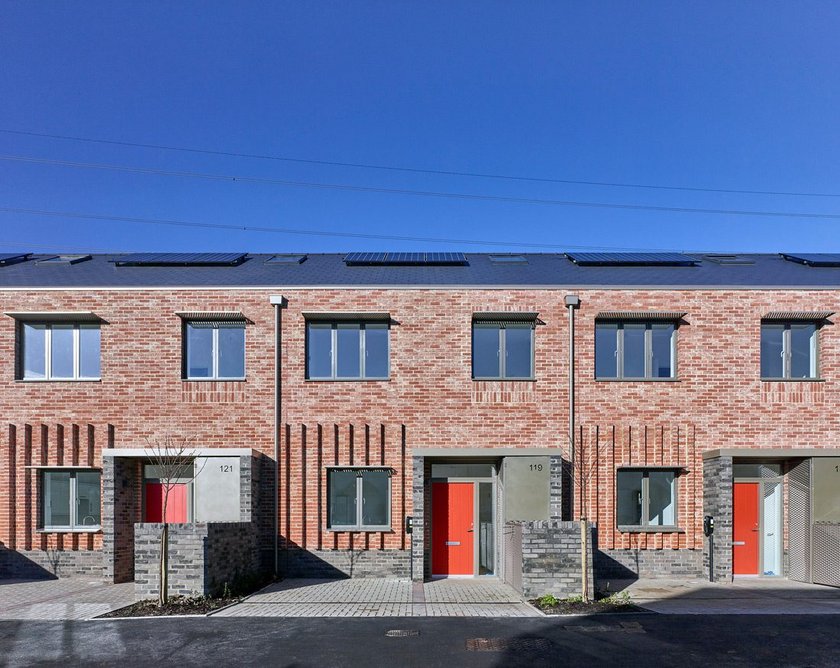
[466,638,550,652]
[386,630,420,637]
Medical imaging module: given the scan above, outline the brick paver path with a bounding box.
[212,578,541,618]
[0,579,135,620]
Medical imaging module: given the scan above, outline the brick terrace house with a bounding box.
[1,250,839,595]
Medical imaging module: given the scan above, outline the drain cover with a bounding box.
[466,638,550,652]
[386,630,420,637]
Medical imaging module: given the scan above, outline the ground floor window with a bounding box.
[327,468,391,530]
[42,470,101,530]
[616,469,677,528]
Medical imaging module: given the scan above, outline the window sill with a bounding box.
[326,527,392,533]
[38,527,102,534]
[617,526,684,534]
[306,378,391,382]
[182,378,247,382]
[17,378,102,383]
[595,377,679,382]
[760,378,824,383]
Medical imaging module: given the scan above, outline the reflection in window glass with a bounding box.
[217,326,245,378]
[307,324,333,378]
[79,325,101,378]
[650,324,674,378]
[760,324,784,378]
[622,324,646,378]
[364,324,389,378]
[648,471,675,525]
[616,471,643,525]
[44,471,71,527]
[505,325,533,378]
[472,325,500,378]
[361,470,389,526]
[336,325,361,377]
[186,325,213,378]
[790,323,816,378]
[50,325,75,378]
[23,323,46,379]
[595,323,618,378]
[329,470,357,527]
[76,472,102,526]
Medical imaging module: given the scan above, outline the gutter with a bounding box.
[270,295,286,576]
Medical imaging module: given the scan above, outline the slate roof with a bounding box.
[2,253,840,288]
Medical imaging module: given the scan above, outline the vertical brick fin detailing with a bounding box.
[300,424,307,550]
[380,424,386,551]
[23,425,32,551]
[56,425,64,466]
[400,425,406,551]
[333,424,339,551]
[6,425,17,550]
[86,424,95,551]
[284,424,291,550]
[317,424,323,551]
[609,426,616,550]
[364,424,371,551]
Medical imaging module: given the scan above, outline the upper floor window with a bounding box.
[760,321,818,379]
[472,313,537,380]
[595,316,679,379]
[42,469,102,531]
[306,318,390,380]
[183,320,246,380]
[21,322,101,380]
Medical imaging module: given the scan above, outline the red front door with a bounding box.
[431,482,474,576]
[733,482,760,575]
[144,482,188,523]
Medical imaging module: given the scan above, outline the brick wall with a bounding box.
[703,455,734,582]
[2,286,840,578]
[510,520,595,599]
[134,522,258,599]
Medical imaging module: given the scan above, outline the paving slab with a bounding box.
[212,577,541,618]
[0,578,135,620]
[614,577,840,614]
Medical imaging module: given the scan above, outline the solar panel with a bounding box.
[0,252,32,266]
[343,252,467,266]
[265,254,307,264]
[425,252,468,265]
[566,252,698,266]
[114,252,248,266]
[781,253,840,267]
[343,252,387,265]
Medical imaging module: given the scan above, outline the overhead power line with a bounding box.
[3,154,840,222]
[0,206,698,252]
[1,128,837,198]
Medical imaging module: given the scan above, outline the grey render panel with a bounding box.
[503,457,550,522]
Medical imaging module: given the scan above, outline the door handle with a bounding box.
[467,529,474,533]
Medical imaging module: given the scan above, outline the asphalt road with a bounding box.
[0,613,837,667]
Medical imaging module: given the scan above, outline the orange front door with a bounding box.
[144,482,188,523]
[733,482,760,575]
[431,482,474,576]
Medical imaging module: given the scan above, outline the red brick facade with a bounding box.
[1,286,838,576]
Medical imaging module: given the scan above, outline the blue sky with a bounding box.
[2,2,839,255]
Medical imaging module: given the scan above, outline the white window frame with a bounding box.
[760,322,819,380]
[21,322,101,381]
[183,322,246,380]
[471,321,536,380]
[41,469,102,532]
[326,467,392,531]
[596,321,677,380]
[306,322,390,380]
